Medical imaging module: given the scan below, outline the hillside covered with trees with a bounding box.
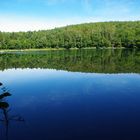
[0,21,140,50]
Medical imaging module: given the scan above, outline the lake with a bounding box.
[0,49,140,140]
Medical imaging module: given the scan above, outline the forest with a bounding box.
[0,21,140,50]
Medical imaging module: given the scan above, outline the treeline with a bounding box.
[0,21,140,50]
[0,49,139,73]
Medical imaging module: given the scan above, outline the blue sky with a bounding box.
[0,0,140,32]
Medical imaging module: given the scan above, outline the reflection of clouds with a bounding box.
[0,68,63,86]
[1,69,139,111]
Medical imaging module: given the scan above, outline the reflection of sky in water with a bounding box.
[0,69,140,140]
[0,69,140,108]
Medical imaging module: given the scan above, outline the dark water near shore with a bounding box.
[0,49,140,140]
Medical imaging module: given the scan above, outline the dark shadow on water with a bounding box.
[0,82,24,140]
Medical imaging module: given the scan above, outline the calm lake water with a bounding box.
[0,49,140,140]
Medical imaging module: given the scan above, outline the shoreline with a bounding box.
[0,47,135,53]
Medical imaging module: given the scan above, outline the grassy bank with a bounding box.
[0,48,65,53]
[0,47,94,53]
[0,47,128,53]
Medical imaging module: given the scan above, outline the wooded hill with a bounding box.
[0,21,140,50]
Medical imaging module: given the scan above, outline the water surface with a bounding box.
[0,49,140,140]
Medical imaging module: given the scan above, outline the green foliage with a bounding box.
[0,49,139,73]
[0,21,140,49]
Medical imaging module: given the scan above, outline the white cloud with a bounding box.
[0,15,67,32]
[82,0,139,19]
[0,13,139,32]
[0,14,100,32]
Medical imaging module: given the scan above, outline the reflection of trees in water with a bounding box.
[0,82,24,140]
[0,49,140,73]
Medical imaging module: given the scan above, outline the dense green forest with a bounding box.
[0,21,140,50]
[0,49,139,73]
